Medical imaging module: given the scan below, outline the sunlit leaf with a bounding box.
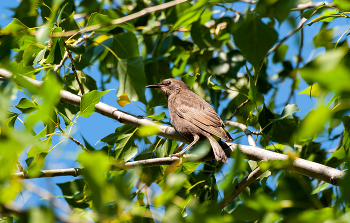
[298,83,322,97]
[15,97,38,114]
[148,112,166,121]
[117,94,130,107]
[297,105,332,141]
[137,125,160,137]
[269,104,300,122]
[80,89,113,118]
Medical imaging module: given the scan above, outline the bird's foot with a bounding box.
[170,153,184,166]
[169,152,183,157]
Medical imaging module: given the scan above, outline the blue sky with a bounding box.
[1,0,349,219]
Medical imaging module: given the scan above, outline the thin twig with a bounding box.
[54,36,88,72]
[63,42,85,95]
[56,124,89,153]
[236,0,257,3]
[291,1,335,11]
[48,0,188,38]
[219,167,263,209]
[286,12,304,106]
[227,98,250,120]
[267,17,307,57]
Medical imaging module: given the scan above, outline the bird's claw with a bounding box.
[170,153,183,166]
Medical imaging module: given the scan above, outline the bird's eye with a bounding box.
[166,81,171,86]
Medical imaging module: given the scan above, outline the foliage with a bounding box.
[0,0,350,222]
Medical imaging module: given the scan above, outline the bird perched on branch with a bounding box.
[146,78,233,164]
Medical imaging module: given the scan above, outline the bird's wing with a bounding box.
[173,92,230,140]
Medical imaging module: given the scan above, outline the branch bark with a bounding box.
[0,69,345,186]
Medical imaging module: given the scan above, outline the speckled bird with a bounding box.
[146,78,232,164]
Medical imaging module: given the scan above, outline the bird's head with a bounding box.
[146,78,190,97]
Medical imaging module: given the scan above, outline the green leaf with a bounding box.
[207,77,230,91]
[86,12,117,33]
[247,67,257,105]
[15,97,38,113]
[137,125,160,137]
[326,146,347,167]
[80,89,113,118]
[342,116,350,153]
[259,105,275,134]
[300,48,350,92]
[272,44,288,63]
[298,83,322,97]
[113,32,140,59]
[269,104,299,122]
[23,44,43,66]
[208,50,245,78]
[100,125,139,161]
[165,1,192,24]
[118,139,138,162]
[100,125,136,145]
[269,116,299,147]
[301,3,326,19]
[33,48,47,65]
[28,207,54,223]
[156,139,173,158]
[171,0,209,31]
[26,70,62,129]
[66,44,85,54]
[63,71,97,94]
[78,151,111,210]
[60,12,80,33]
[182,162,201,175]
[334,0,350,11]
[256,0,296,23]
[311,182,330,195]
[182,74,197,89]
[3,18,36,51]
[148,112,166,121]
[231,14,278,69]
[57,179,90,209]
[104,9,135,31]
[26,138,52,172]
[36,21,52,45]
[4,112,19,128]
[191,21,219,49]
[56,2,69,25]
[117,57,147,104]
[297,105,332,141]
[46,27,65,64]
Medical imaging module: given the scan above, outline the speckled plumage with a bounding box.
[146,78,232,164]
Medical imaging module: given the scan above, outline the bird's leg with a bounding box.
[173,142,185,154]
[170,135,200,157]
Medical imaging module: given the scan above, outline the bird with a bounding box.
[146,78,233,164]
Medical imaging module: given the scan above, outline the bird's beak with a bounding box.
[146,84,160,88]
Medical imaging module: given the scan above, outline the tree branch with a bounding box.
[286,11,304,106]
[0,69,345,185]
[227,98,250,121]
[49,0,188,38]
[291,1,335,11]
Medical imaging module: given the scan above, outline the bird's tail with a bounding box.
[207,135,228,164]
